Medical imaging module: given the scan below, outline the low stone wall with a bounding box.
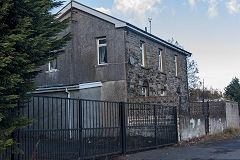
[181,101,239,140]
[128,96,178,106]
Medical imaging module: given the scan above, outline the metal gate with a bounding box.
[12,96,178,160]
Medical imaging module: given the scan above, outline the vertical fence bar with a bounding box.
[120,102,126,155]
[56,99,58,129]
[48,97,50,129]
[52,98,54,129]
[37,97,40,129]
[154,105,157,146]
[11,130,15,160]
[79,99,83,159]
[17,101,20,160]
[43,97,45,130]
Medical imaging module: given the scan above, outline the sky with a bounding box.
[54,0,240,91]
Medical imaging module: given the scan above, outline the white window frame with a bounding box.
[174,55,178,77]
[48,59,57,72]
[159,49,163,72]
[97,37,107,65]
[140,41,145,67]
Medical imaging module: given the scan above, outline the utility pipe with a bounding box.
[65,88,72,139]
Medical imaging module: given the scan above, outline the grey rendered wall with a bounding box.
[35,9,127,101]
[208,102,227,135]
[101,80,127,102]
[226,102,239,128]
[125,30,189,104]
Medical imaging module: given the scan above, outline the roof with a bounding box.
[57,1,192,56]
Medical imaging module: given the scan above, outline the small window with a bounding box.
[159,49,163,72]
[142,80,149,97]
[49,59,57,71]
[160,90,166,96]
[142,87,147,97]
[97,37,107,65]
[174,55,178,77]
[140,41,146,67]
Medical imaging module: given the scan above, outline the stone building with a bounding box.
[34,1,192,102]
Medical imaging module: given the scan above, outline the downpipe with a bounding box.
[65,88,72,139]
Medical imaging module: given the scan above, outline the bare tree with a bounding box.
[187,58,201,88]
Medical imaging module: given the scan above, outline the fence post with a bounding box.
[153,105,157,146]
[11,132,15,160]
[79,99,83,159]
[174,106,179,144]
[14,101,21,160]
[205,101,210,135]
[120,102,127,155]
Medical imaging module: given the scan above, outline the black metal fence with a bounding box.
[7,96,177,160]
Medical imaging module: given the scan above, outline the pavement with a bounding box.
[116,137,240,160]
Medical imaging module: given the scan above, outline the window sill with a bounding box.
[45,69,59,73]
[95,63,109,68]
[175,76,181,80]
[140,66,151,70]
[158,71,166,75]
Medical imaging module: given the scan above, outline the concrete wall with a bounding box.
[180,102,206,140]
[209,117,226,135]
[182,117,206,139]
[181,101,239,141]
[208,102,227,135]
[226,102,239,128]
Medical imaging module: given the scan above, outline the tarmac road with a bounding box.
[117,137,240,160]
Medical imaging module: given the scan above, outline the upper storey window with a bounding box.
[174,55,178,77]
[140,41,146,67]
[97,37,107,65]
[159,49,163,72]
[49,59,57,71]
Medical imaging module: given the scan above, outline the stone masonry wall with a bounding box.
[125,30,189,106]
[128,96,178,106]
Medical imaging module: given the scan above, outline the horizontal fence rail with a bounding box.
[4,96,178,160]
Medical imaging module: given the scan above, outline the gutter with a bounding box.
[32,82,102,94]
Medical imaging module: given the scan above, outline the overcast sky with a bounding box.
[54,0,240,91]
